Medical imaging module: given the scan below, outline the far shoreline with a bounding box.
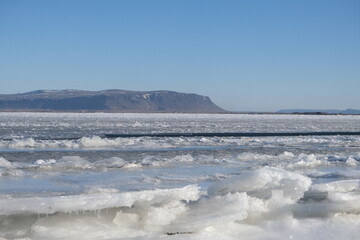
[0,109,359,116]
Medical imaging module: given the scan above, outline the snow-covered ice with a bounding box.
[1,113,360,239]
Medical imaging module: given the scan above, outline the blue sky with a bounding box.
[0,0,359,111]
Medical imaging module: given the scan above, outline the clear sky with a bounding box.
[0,0,359,111]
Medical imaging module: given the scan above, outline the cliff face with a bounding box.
[0,90,226,113]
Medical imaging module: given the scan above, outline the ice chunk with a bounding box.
[113,211,140,226]
[346,157,358,167]
[95,157,126,168]
[0,157,12,168]
[289,153,324,169]
[0,185,200,216]
[167,192,252,233]
[33,159,56,165]
[208,167,312,202]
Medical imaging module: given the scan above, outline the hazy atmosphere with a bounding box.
[0,0,359,111]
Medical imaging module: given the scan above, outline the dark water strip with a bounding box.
[104,131,360,138]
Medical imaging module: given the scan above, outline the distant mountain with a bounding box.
[0,89,226,113]
[278,109,360,115]
[340,109,360,115]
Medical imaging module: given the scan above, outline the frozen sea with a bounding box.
[1,112,360,240]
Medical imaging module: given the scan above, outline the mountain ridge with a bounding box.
[0,89,226,113]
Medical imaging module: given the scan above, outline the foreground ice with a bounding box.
[1,113,360,239]
[1,167,360,240]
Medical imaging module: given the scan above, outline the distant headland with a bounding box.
[0,89,226,113]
